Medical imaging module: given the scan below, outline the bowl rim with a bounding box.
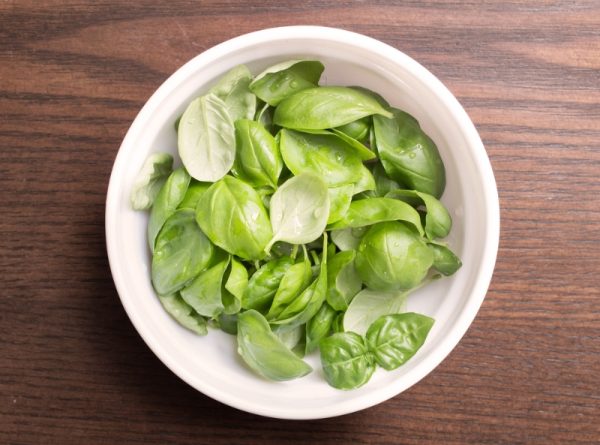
[106,25,500,419]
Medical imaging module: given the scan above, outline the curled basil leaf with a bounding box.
[365,313,434,370]
[428,242,462,276]
[180,257,230,318]
[209,64,256,121]
[130,152,173,210]
[343,288,407,336]
[305,303,337,354]
[266,256,312,320]
[222,258,248,314]
[327,184,354,225]
[242,256,295,311]
[326,250,361,312]
[335,116,371,143]
[237,310,312,381]
[387,189,452,239]
[319,332,375,390]
[158,293,207,336]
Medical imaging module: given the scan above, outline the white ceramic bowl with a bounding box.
[106,26,499,419]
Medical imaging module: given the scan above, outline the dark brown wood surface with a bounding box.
[2,1,599,444]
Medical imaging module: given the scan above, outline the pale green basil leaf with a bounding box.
[196,176,272,260]
[327,197,425,236]
[330,227,367,251]
[147,167,191,251]
[326,250,361,312]
[343,288,407,336]
[272,324,305,357]
[177,180,210,210]
[250,60,324,106]
[158,293,207,335]
[352,164,376,194]
[266,257,312,320]
[387,189,452,239]
[209,64,256,121]
[180,258,230,318]
[427,242,462,276]
[305,303,337,354]
[242,256,295,311]
[319,332,375,390]
[373,108,446,198]
[327,184,354,225]
[130,152,173,210]
[365,313,434,370]
[273,86,392,130]
[237,310,312,381]
[151,209,214,295]
[355,221,433,291]
[255,102,275,134]
[266,172,330,251]
[178,93,235,182]
[232,119,282,189]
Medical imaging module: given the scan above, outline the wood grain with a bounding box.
[1,1,599,444]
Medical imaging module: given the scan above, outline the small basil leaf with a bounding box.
[272,324,305,357]
[158,293,207,335]
[428,242,462,276]
[266,256,312,320]
[330,227,367,252]
[327,184,354,225]
[250,60,324,106]
[326,250,361,312]
[353,164,376,194]
[196,176,273,260]
[177,180,210,210]
[305,303,337,354]
[319,332,375,390]
[147,167,191,251]
[232,119,282,189]
[178,93,235,182]
[222,258,248,314]
[299,128,376,161]
[266,172,330,251]
[355,221,433,291]
[387,189,452,239]
[335,116,371,143]
[130,152,173,210]
[180,257,230,318]
[273,86,392,130]
[242,256,295,311]
[372,163,401,197]
[365,313,434,370]
[209,64,256,121]
[237,310,312,381]
[328,197,425,236]
[331,312,345,333]
[373,108,446,198]
[217,313,238,335]
[151,209,214,295]
[343,288,407,336]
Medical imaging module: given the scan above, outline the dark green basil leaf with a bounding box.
[242,256,295,311]
[130,152,173,210]
[217,313,238,335]
[319,332,375,390]
[237,310,312,381]
[305,303,337,354]
[365,313,434,370]
[209,64,256,121]
[274,86,392,130]
[180,257,230,318]
[428,242,462,276]
[158,293,207,335]
[372,163,401,197]
[387,189,452,239]
[151,209,214,295]
[326,250,361,311]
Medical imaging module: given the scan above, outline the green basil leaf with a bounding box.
[319,332,375,390]
[217,313,238,335]
[177,180,210,210]
[273,86,393,130]
[178,93,235,182]
[196,176,273,260]
[158,293,207,335]
[372,163,401,197]
[236,310,312,381]
[327,184,354,225]
[180,257,230,318]
[151,209,214,295]
[255,102,275,134]
[209,64,256,121]
[387,189,452,239]
[130,152,173,210]
[328,197,425,236]
[355,221,433,291]
[272,324,306,357]
[331,312,345,333]
[232,119,282,189]
[326,250,361,311]
[266,256,312,320]
[266,172,330,251]
[305,303,337,354]
[250,60,324,106]
[330,227,367,252]
[242,256,295,311]
[373,108,446,198]
[343,288,407,336]
[147,167,191,251]
[299,128,376,161]
[428,242,462,276]
[365,313,434,370]
[222,258,248,314]
[334,116,371,143]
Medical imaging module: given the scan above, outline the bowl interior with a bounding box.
[106,27,498,419]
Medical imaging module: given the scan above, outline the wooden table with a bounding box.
[2,1,599,443]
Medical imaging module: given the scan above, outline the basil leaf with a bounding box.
[196,176,273,260]
[273,86,393,130]
[178,93,235,182]
[373,108,446,198]
[326,250,361,311]
[328,197,425,236]
[327,184,354,225]
[372,163,401,197]
[147,167,191,251]
[158,293,207,335]
[299,128,376,161]
[266,172,330,251]
[330,227,367,252]
[209,64,256,121]
[343,288,407,336]
[250,60,324,106]
[266,256,312,320]
[237,310,312,381]
[130,152,173,210]
[319,332,375,390]
[272,324,306,357]
[242,256,295,311]
[365,313,434,370]
[428,242,462,276]
[151,209,214,295]
[335,116,371,143]
[177,180,210,210]
[222,258,248,314]
[232,119,282,189]
[217,313,238,335]
[387,189,452,239]
[305,303,337,354]
[180,257,230,318]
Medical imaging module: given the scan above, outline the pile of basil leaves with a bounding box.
[130,60,462,390]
